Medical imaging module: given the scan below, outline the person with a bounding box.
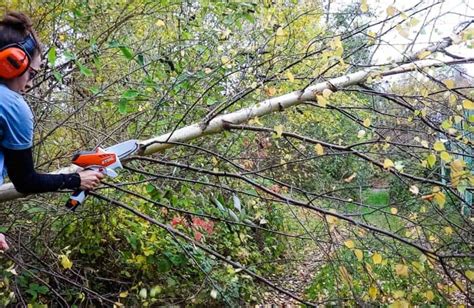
[0,11,104,252]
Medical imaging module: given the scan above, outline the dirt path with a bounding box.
[256,247,324,306]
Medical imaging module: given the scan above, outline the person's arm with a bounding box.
[3,147,80,193]
[0,233,9,251]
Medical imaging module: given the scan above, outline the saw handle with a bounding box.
[65,189,88,211]
[65,167,104,211]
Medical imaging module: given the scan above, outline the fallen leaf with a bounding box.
[344,240,355,249]
[344,173,357,183]
[315,143,324,156]
[395,263,409,277]
[354,249,363,261]
[372,252,382,264]
[409,185,419,195]
[59,255,73,270]
[383,159,394,169]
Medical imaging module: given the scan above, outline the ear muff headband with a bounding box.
[0,34,37,79]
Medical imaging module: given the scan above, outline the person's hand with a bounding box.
[78,170,105,190]
[0,233,9,251]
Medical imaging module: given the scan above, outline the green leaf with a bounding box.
[118,98,128,114]
[53,71,62,81]
[122,89,139,99]
[228,209,240,222]
[232,194,241,213]
[427,154,437,168]
[78,63,93,77]
[136,54,145,66]
[213,197,226,212]
[120,46,134,60]
[64,50,76,61]
[146,184,155,193]
[48,47,57,66]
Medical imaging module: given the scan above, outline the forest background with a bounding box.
[0,0,473,306]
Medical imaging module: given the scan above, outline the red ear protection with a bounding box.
[0,34,37,79]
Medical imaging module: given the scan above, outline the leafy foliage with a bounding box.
[0,0,473,306]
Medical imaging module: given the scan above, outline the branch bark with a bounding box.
[0,57,472,203]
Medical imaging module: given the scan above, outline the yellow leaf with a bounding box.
[276,27,285,36]
[286,71,295,83]
[390,207,398,215]
[363,118,371,127]
[449,94,458,105]
[396,25,409,38]
[316,95,328,107]
[155,19,165,27]
[329,36,342,49]
[221,56,230,64]
[451,159,464,172]
[434,192,446,208]
[393,290,405,299]
[383,159,394,169]
[315,143,324,156]
[367,30,377,40]
[265,87,276,96]
[410,18,420,26]
[344,173,357,183]
[372,252,382,264]
[143,247,154,256]
[119,291,129,298]
[322,88,333,98]
[440,151,452,162]
[273,125,284,138]
[248,117,263,126]
[354,249,363,261]
[427,154,437,168]
[409,185,419,195]
[326,215,338,224]
[433,141,446,152]
[466,270,474,281]
[368,285,378,300]
[59,255,73,270]
[386,5,397,16]
[443,79,455,89]
[417,50,431,59]
[344,240,355,249]
[391,300,410,308]
[462,99,474,110]
[421,88,429,97]
[395,264,409,277]
[424,290,434,301]
[444,226,453,235]
[360,0,368,12]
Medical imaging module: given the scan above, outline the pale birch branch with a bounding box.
[0,57,472,203]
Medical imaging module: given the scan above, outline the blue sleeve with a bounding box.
[0,95,33,150]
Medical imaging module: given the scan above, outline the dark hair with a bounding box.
[0,11,42,57]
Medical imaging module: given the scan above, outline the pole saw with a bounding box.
[65,139,138,211]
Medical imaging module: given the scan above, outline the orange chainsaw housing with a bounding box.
[72,148,117,168]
